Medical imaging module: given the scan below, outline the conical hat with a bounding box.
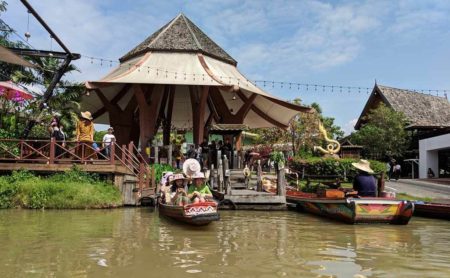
[352,159,374,174]
[183,158,201,177]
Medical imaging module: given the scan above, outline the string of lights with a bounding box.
[80,55,450,98]
[2,18,448,99]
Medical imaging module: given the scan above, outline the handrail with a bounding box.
[0,138,155,195]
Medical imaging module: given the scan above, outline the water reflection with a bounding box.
[0,209,449,277]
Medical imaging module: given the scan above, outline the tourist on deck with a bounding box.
[187,172,212,203]
[102,127,116,158]
[170,173,189,206]
[76,111,96,161]
[187,145,196,159]
[351,159,377,197]
[49,116,65,158]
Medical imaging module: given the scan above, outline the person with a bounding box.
[394,163,401,181]
[200,138,209,169]
[223,138,232,167]
[208,140,217,168]
[49,116,65,158]
[173,144,182,169]
[388,159,396,181]
[352,159,377,197]
[187,145,196,159]
[386,162,391,181]
[76,111,96,161]
[187,172,212,203]
[102,127,116,158]
[169,173,189,206]
[427,168,435,178]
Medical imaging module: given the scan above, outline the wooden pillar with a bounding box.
[276,163,286,197]
[189,85,209,145]
[133,84,163,160]
[163,85,175,146]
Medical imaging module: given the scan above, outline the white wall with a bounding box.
[419,133,450,178]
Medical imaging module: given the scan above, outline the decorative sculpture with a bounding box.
[313,122,341,155]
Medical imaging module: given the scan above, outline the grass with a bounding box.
[0,168,122,209]
[395,193,433,202]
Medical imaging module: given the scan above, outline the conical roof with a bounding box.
[119,13,237,65]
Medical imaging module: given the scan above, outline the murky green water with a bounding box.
[0,208,449,278]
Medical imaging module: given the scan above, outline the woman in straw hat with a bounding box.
[352,159,377,197]
[169,173,189,206]
[187,172,212,204]
[76,111,96,160]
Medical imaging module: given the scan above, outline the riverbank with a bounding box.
[0,169,122,209]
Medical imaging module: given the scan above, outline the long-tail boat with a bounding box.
[158,200,220,225]
[286,190,414,225]
[413,202,450,220]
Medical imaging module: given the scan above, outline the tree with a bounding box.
[350,103,409,159]
[0,2,84,139]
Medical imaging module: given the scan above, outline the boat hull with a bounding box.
[158,201,220,225]
[288,196,414,225]
[414,203,450,220]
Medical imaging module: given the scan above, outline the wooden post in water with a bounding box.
[210,164,216,189]
[223,155,230,195]
[154,143,159,164]
[256,160,262,192]
[377,172,385,197]
[218,158,224,193]
[276,163,286,197]
[168,144,173,167]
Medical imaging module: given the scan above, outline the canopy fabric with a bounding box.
[0,81,33,100]
[0,45,36,68]
[84,52,311,129]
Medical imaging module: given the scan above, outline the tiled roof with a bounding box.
[119,13,237,65]
[377,85,450,128]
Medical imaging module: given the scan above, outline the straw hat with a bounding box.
[108,126,114,131]
[192,172,205,180]
[80,111,93,120]
[352,159,374,174]
[169,173,186,183]
[183,158,201,177]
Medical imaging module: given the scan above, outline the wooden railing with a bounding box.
[0,138,154,196]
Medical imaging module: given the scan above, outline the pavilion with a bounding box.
[82,13,312,155]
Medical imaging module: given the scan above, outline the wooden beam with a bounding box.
[235,90,257,122]
[237,90,287,128]
[262,95,312,113]
[209,87,233,122]
[163,85,175,145]
[155,86,170,136]
[190,86,209,145]
[91,84,131,119]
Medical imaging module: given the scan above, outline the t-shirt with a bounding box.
[102,134,116,145]
[188,184,212,195]
[353,174,377,197]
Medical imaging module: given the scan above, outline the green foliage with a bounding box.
[350,103,409,159]
[0,169,122,209]
[152,163,178,184]
[290,157,386,180]
[94,130,108,142]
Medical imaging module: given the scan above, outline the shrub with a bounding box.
[289,157,386,181]
[0,169,122,209]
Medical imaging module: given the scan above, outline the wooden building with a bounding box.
[81,13,312,160]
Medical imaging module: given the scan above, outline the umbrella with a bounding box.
[0,81,33,101]
[249,152,260,156]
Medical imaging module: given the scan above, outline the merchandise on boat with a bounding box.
[158,200,220,225]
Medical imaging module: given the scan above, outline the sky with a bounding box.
[2,0,450,134]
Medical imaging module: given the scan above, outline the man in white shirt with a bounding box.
[102,127,116,157]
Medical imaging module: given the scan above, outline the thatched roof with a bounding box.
[119,13,237,65]
[355,84,450,129]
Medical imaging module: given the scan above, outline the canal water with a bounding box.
[0,209,449,278]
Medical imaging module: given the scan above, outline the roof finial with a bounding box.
[374,79,377,85]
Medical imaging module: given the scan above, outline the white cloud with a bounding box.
[343,118,358,135]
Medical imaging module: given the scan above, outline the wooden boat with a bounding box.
[287,191,414,225]
[413,202,450,220]
[158,200,220,225]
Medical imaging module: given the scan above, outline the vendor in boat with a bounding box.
[170,173,189,206]
[187,172,213,203]
[352,159,377,197]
